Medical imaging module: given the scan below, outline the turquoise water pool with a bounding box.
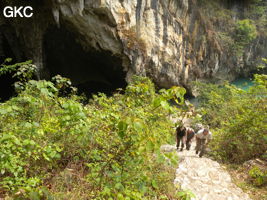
[188,78,255,107]
[231,78,254,91]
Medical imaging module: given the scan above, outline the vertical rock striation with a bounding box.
[0,0,266,92]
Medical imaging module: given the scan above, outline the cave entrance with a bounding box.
[0,25,21,102]
[44,26,127,98]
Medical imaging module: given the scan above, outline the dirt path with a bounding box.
[161,144,252,200]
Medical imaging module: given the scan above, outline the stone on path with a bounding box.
[160,144,177,152]
[170,144,252,200]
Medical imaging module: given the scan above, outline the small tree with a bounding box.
[233,19,257,56]
[235,19,257,45]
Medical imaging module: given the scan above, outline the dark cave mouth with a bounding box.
[0,26,20,102]
[44,26,127,98]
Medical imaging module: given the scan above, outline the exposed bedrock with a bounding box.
[0,0,266,95]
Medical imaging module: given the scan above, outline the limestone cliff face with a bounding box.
[1,0,266,91]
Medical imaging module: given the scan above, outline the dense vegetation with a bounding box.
[1,62,266,199]
[0,62,189,199]
[1,1,267,199]
[195,74,267,163]
[194,74,267,192]
[199,0,267,58]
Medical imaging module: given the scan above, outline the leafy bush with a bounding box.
[0,58,37,94]
[248,166,267,187]
[176,190,196,200]
[235,19,257,44]
[195,74,267,163]
[233,19,257,55]
[51,75,77,97]
[0,72,185,199]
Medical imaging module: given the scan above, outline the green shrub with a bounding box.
[248,166,267,187]
[176,190,196,200]
[235,19,257,43]
[233,19,257,55]
[195,74,267,163]
[0,72,185,199]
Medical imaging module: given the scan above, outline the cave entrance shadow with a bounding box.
[0,25,22,102]
[43,26,127,98]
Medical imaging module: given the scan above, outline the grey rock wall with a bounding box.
[1,0,266,91]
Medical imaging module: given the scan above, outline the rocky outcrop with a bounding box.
[1,0,266,91]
